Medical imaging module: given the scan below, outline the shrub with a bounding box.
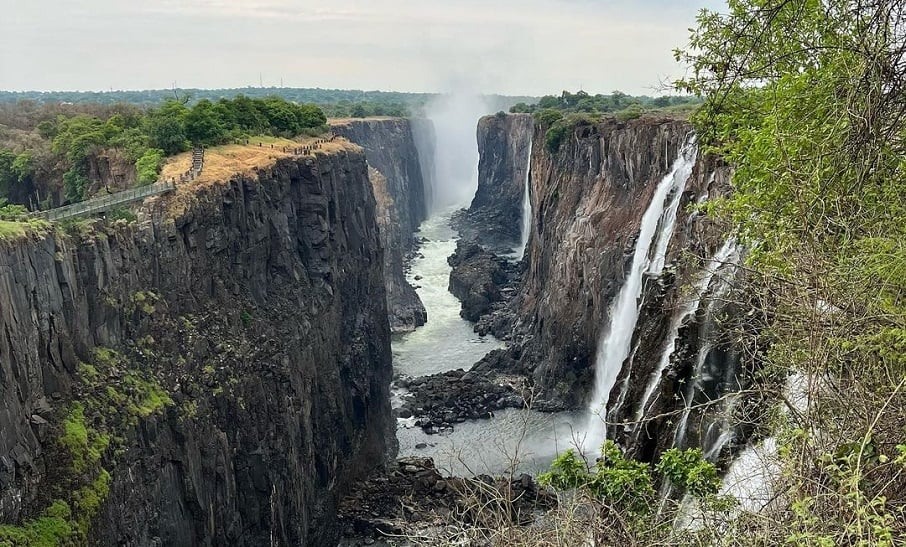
[135,148,165,185]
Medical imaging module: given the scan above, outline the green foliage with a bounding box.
[655,448,720,498]
[134,148,165,185]
[184,99,227,145]
[60,404,110,474]
[63,167,88,203]
[675,0,906,543]
[106,207,137,223]
[0,149,35,200]
[0,500,73,547]
[539,441,655,517]
[533,108,564,126]
[514,90,700,115]
[145,100,189,155]
[543,113,595,153]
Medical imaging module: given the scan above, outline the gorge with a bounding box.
[0,108,778,545]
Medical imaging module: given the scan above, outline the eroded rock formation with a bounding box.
[0,148,393,545]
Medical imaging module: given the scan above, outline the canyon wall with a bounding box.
[331,118,428,332]
[458,113,533,250]
[473,115,749,461]
[0,148,394,545]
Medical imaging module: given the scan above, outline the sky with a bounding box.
[0,0,726,96]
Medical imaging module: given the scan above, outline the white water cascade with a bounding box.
[672,248,741,450]
[583,137,697,451]
[516,134,534,260]
[633,239,739,426]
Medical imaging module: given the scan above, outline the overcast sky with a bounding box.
[1,0,726,96]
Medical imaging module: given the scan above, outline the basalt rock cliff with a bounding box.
[0,147,394,545]
[456,113,533,251]
[473,115,753,462]
[331,118,429,333]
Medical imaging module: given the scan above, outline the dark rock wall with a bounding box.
[460,113,534,250]
[504,116,744,459]
[0,149,394,545]
[331,118,428,333]
[515,117,695,406]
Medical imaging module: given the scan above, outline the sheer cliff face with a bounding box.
[516,118,718,407]
[331,118,428,246]
[0,150,393,545]
[462,114,533,249]
[331,118,428,332]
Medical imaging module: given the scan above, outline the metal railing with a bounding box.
[36,180,177,221]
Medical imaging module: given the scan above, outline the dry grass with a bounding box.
[328,116,404,126]
[157,136,358,218]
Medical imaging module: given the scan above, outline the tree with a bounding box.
[676,1,906,543]
[185,100,227,145]
[145,100,188,155]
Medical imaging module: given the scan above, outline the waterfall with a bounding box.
[672,247,740,450]
[634,239,739,426]
[516,134,534,260]
[583,137,697,451]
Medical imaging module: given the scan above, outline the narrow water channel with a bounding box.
[392,209,583,477]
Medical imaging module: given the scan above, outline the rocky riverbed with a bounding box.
[337,456,554,544]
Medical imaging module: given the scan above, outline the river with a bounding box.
[391,209,583,477]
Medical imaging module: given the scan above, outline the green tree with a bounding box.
[185,99,227,145]
[677,1,906,543]
[145,100,188,155]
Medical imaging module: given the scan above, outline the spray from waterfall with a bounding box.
[419,91,491,212]
[516,133,534,260]
[583,137,697,451]
[634,239,739,426]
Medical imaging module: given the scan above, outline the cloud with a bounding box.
[1,0,726,94]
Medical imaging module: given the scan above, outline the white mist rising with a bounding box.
[420,92,493,213]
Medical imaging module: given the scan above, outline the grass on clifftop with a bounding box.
[160,136,356,218]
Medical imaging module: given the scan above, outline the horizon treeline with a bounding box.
[0,95,327,209]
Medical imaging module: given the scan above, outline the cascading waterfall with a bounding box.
[583,137,697,451]
[672,246,740,450]
[516,134,534,260]
[633,239,739,426]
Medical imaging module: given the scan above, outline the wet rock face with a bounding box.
[457,113,534,251]
[0,151,394,546]
[331,118,429,333]
[512,117,694,406]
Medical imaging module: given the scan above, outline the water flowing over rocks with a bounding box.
[463,114,760,467]
[0,149,394,545]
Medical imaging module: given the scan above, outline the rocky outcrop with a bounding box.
[456,113,533,251]
[396,369,525,434]
[338,456,552,542]
[368,167,427,332]
[0,148,394,545]
[447,239,509,322]
[331,118,429,333]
